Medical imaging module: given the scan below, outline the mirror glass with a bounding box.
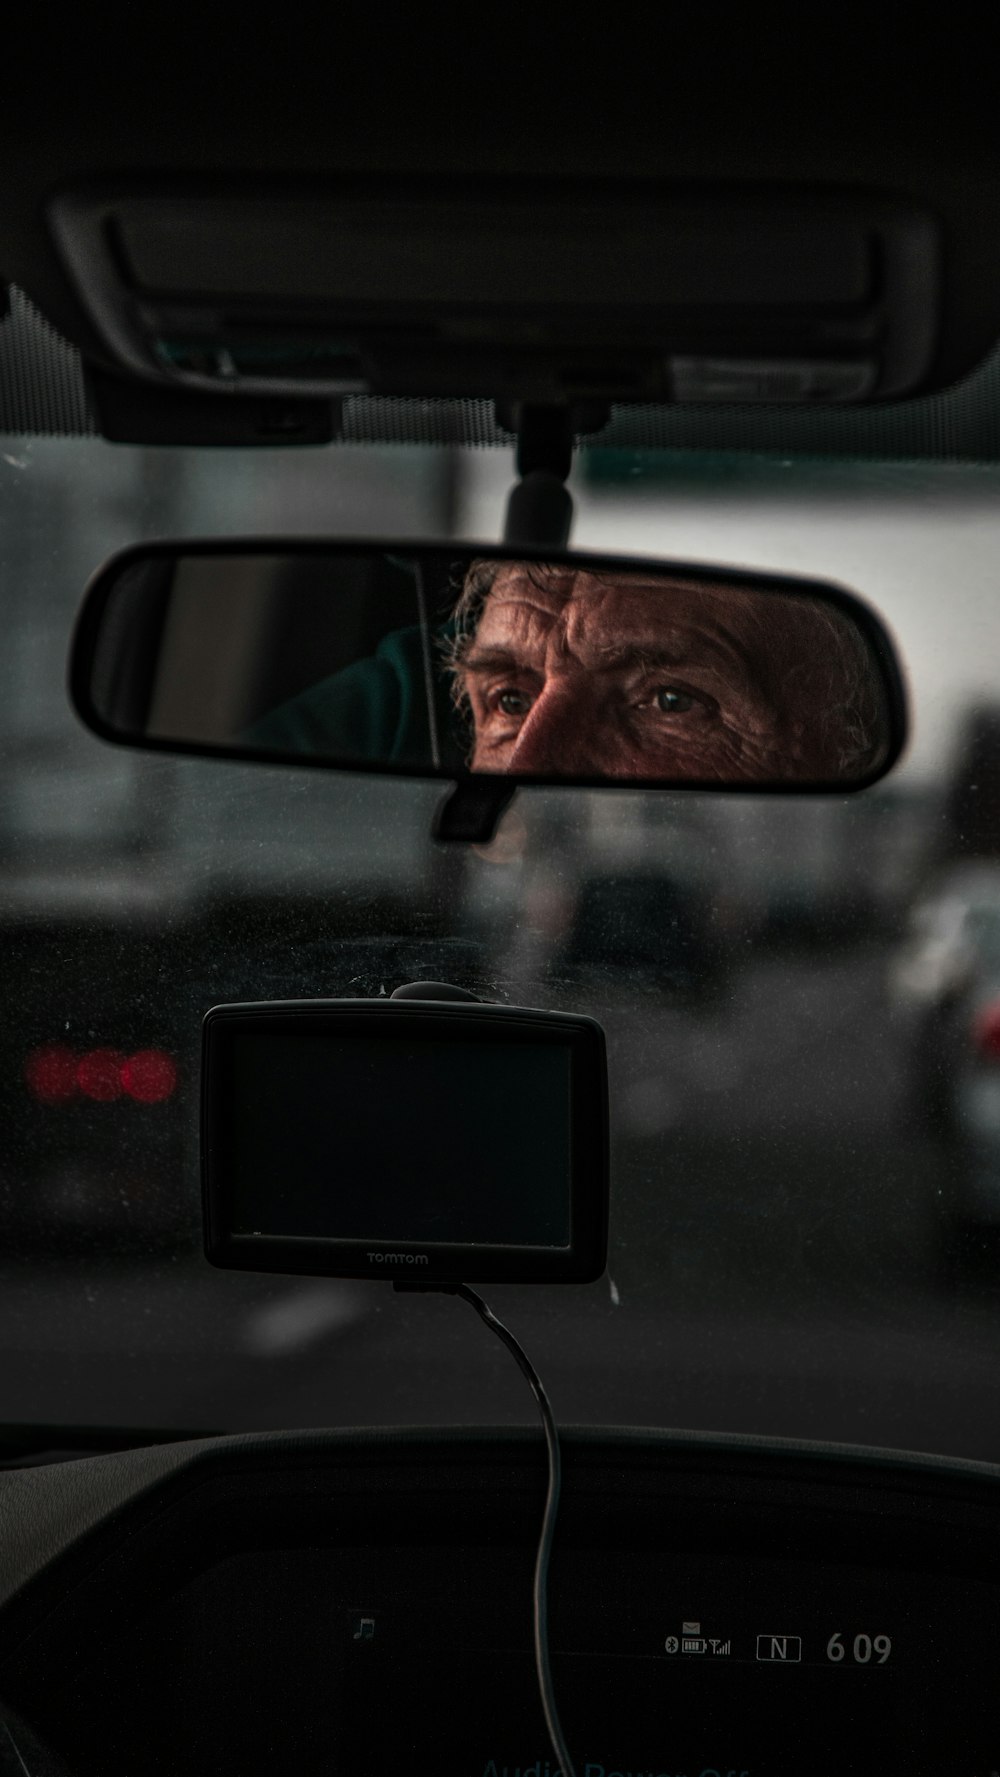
[72,544,904,788]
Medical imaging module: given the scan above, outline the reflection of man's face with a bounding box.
[453,564,868,781]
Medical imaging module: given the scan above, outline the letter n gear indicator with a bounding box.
[756,1634,802,1662]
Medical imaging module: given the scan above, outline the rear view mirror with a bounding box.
[70,540,905,795]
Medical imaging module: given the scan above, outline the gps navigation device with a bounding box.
[202,997,609,1285]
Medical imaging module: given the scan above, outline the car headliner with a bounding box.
[3,9,1000,452]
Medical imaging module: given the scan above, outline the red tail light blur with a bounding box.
[121,1049,178,1103]
[972,1002,1000,1061]
[24,1045,78,1104]
[25,1045,178,1105]
[76,1048,126,1101]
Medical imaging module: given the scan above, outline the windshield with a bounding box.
[3,436,999,1462]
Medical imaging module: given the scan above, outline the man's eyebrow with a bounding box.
[454,637,759,687]
[590,640,761,685]
[590,644,687,672]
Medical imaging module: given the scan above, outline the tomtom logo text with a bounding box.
[366,1252,429,1265]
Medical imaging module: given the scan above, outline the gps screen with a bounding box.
[226,1031,573,1248]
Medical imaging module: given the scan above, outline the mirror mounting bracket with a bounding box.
[389,980,483,1001]
[497,402,608,549]
[432,778,517,845]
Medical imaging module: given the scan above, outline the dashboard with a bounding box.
[1,1426,999,1775]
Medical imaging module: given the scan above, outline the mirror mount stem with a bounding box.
[497,402,609,548]
[502,404,574,548]
[432,777,517,845]
[504,469,573,550]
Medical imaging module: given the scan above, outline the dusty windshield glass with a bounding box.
[2,436,1000,1464]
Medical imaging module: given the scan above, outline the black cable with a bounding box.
[394,1280,576,1777]
[1,1719,32,1776]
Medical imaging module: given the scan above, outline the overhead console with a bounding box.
[2,1428,1000,1775]
[47,180,941,408]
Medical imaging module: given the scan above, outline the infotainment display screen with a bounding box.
[202,998,608,1283]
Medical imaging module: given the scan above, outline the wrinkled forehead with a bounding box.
[489,563,701,608]
[480,563,767,650]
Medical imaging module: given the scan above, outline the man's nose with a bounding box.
[506,679,604,775]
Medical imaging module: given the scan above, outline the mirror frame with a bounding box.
[69,536,909,795]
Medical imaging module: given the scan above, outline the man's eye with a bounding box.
[495,689,533,716]
[654,686,696,714]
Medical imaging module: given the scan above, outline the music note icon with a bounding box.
[352,1615,375,1642]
